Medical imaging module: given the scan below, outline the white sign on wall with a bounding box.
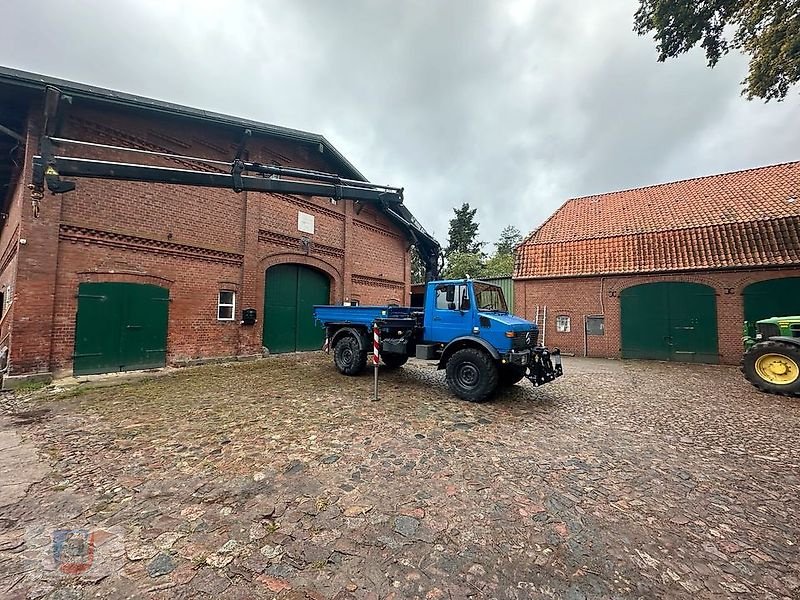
[298,211,315,234]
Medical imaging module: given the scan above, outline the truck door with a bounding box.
[429,283,474,343]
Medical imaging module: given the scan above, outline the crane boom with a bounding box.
[29,86,442,280]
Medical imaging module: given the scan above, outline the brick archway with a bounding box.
[258,252,341,303]
[76,270,175,290]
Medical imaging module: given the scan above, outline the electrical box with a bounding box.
[242,308,257,325]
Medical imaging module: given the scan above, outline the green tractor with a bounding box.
[742,316,800,396]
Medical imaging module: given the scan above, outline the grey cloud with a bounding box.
[2,0,797,245]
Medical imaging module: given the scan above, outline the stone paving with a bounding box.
[0,354,798,599]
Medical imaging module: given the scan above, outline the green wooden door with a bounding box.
[263,264,329,353]
[743,278,800,322]
[621,282,718,363]
[74,282,169,375]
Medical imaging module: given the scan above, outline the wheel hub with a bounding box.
[457,362,479,387]
[755,353,799,385]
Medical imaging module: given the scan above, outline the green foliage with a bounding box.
[410,246,427,284]
[494,225,523,256]
[446,203,484,257]
[443,252,486,279]
[634,0,800,100]
[483,253,515,277]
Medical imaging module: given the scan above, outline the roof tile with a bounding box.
[516,162,800,278]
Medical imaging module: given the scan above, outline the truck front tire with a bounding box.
[498,364,526,387]
[333,335,367,376]
[742,340,800,396]
[445,347,499,402]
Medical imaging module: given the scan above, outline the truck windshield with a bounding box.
[474,283,508,312]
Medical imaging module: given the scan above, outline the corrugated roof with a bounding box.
[516,161,800,278]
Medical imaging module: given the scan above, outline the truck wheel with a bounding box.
[498,364,526,387]
[445,348,498,402]
[382,354,408,369]
[333,335,367,376]
[743,340,800,396]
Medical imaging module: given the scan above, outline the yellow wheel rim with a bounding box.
[755,353,799,385]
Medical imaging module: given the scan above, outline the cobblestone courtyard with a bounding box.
[0,354,798,599]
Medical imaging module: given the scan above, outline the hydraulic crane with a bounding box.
[28,87,442,280]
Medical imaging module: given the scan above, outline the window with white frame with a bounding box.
[217,290,236,321]
[556,315,571,333]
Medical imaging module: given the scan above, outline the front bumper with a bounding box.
[505,346,563,386]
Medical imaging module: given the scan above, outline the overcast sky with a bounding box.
[2,0,798,248]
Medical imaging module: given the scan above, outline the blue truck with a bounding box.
[314,279,562,402]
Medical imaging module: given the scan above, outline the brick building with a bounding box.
[0,67,425,385]
[514,162,800,364]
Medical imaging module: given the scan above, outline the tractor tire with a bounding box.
[498,364,526,387]
[742,340,800,396]
[382,354,408,369]
[333,335,367,376]
[445,347,499,402]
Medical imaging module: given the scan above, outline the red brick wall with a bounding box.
[1,100,412,377]
[515,268,800,365]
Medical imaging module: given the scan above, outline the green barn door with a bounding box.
[743,278,800,322]
[263,264,329,353]
[621,282,718,363]
[74,282,169,375]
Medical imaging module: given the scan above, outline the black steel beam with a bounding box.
[0,123,24,143]
[38,155,404,204]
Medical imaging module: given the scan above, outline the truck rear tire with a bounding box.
[742,340,800,396]
[333,335,367,376]
[382,354,408,369]
[445,347,498,402]
[498,364,526,387]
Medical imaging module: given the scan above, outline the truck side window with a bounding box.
[435,285,455,310]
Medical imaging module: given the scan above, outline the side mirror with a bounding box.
[445,285,455,303]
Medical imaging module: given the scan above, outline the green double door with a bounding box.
[263,264,329,353]
[74,282,169,375]
[621,282,719,363]
[743,277,800,322]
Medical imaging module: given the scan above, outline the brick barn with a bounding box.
[0,67,423,386]
[514,161,800,365]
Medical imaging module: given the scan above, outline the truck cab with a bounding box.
[313,278,562,402]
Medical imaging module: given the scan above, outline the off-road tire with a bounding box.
[445,347,499,402]
[382,354,408,369]
[498,364,526,387]
[333,335,367,376]
[742,340,800,396]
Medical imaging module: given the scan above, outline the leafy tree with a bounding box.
[494,225,523,256]
[410,246,427,284]
[634,0,800,101]
[483,252,514,277]
[446,203,484,257]
[443,252,485,279]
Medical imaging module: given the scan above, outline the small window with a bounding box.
[556,315,571,333]
[344,299,360,307]
[435,284,469,311]
[217,290,236,321]
[586,316,605,336]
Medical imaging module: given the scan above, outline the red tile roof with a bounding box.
[515,161,800,278]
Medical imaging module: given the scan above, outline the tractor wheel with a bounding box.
[333,335,367,376]
[742,340,800,396]
[498,364,526,387]
[382,354,408,369]
[445,348,499,402]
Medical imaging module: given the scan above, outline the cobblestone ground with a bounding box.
[0,354,798,599]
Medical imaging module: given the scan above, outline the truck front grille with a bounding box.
[512,329,538,350]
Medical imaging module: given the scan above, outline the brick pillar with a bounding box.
[342,201,353,303]
[10,120,62,376]
[238,189,262,356]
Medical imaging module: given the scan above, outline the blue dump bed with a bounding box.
[313,305,415,327]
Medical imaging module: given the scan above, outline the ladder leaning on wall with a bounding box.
[532,305,547,346]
